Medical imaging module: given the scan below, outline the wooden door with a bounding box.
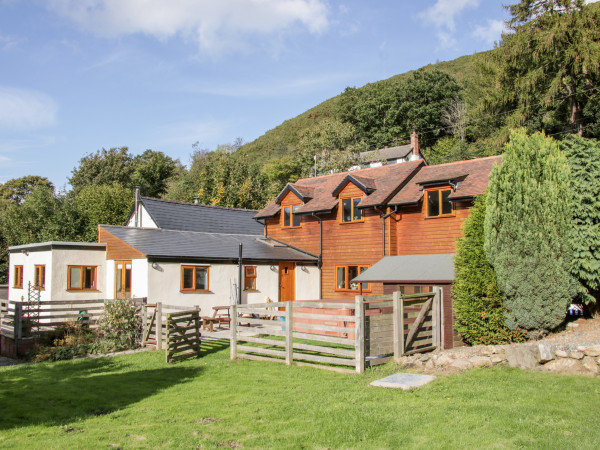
[278,262,295,303]
[115,260,132,299]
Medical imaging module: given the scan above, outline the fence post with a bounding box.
[393,291,403,362]
[230,303,237,360]
[432,286,442,349]
[14,302,22,356]
[165,312,171,363]
[156,302,163,350]
[355,295,365,374]
[141,304,147,346]
[285,304,293,365]
[195,306,201,357]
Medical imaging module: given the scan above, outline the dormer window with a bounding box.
[341,197,362,223]
[283,204,301,227]
[425,188,453,217]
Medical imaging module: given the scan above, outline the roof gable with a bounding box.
[332,174,376,197]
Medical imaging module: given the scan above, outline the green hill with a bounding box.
[238,52,488,163]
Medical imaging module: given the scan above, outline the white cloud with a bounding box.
[418,0,480,48]
[473,19,505,46]
[0,87,58,130]
[47,0,329,53]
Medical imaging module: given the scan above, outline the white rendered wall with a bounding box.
[8,250,52,301]
[50,249,106,300]
[295,264,320,300]
[125,205,157,228]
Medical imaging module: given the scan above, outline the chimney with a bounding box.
[134,186,140,227]
[410,131,420,160]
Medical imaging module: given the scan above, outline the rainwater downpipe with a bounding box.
[311,212,324,299]
[378,206,398,257]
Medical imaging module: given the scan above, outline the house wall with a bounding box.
[395,201,471,255]
[8,248,106,302]
[267,184,386,300]
[144,261,319,315]
[50,249,107,300]
[125,205,158,228]
[105,258,148,300]
[8,250,52,301]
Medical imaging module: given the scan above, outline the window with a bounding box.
[68,266,97,290]
[244,266,257,291]
[13,265,23,289]
[181,265,209,292]
[34,265,46,290]
[282,204,301,227]
[335,265,370,291]
[341,197,363,222]
[425,188,453,217]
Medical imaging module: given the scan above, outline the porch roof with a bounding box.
[352,254,455,283]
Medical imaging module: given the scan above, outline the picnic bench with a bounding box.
[202,306,230,332]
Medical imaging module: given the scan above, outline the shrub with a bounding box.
[484,130,576,332]
[453,194,525,344]
[98,298,142,350]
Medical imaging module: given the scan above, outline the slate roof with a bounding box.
[352,254,455,283]
[101,225,317,263]
[360,144,414,164]
[389,155,502,206]
[255,159,424,219]
[135,197,263,235]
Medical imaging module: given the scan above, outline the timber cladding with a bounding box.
[98,227,146,261]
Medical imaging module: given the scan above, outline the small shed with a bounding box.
[352,254,460,349]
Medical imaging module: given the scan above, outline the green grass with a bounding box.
[1,340,599,449]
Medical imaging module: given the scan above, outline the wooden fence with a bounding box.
[0,298,146,357]
[165,310,202,363]
[142,302,200,350]
[230,288,442,374]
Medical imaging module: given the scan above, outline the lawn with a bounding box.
[1,339,599,449]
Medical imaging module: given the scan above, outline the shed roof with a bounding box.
[101,225,317,263]
[360,144,414,163]
[132,197,263,235]
[352,254,455,283]
[9,242,106,253]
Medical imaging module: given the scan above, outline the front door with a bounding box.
[278,262,295,303]
[115,260,132,299]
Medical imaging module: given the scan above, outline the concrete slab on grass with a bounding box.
[370,373,436,390]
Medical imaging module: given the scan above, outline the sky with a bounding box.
[0,0,528,189]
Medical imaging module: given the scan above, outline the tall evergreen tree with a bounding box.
[560,135,600,309]
[453,194,524,344]
[484,129,575,332]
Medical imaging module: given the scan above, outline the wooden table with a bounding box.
[202,306,230,332]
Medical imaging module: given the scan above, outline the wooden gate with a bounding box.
[165,309,202,363]
[142,302,200,352]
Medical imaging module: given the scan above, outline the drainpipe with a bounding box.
[377,206,398,257]
[134,186,140,227]
[311,213,324,299]
[238,243,243,305]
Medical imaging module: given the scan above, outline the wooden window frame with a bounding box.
[244,266,257,291]
[335,264,371,292]
[13,265,23,289]
[67,265,98,291]
[180,265,210,292]
[339,197,364,223]
[424,187,454,218]
[282,204,302,228]
[34,265,46,290]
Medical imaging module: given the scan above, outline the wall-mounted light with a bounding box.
[270,265,276,271]
[21,250,29,256]
[151,262,163,272]
[300,265,307,271]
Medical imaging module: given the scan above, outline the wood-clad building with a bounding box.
[255,150,502,347]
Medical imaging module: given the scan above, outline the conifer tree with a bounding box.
[453,194,523,344]
[484,129,575,332]
[560,135,600,308]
